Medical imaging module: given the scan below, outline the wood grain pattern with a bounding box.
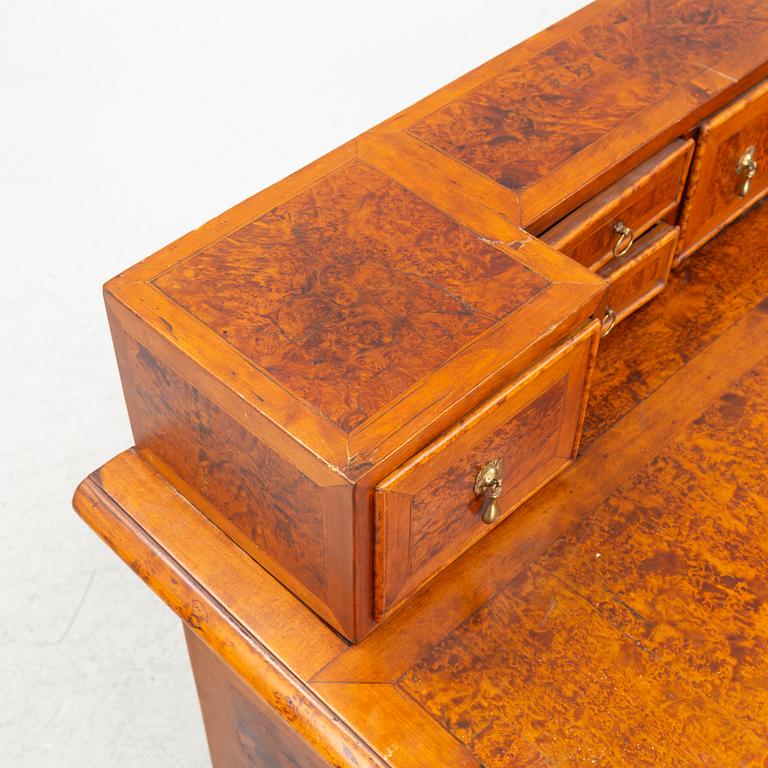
[400,562,768,767]
[536,357,768,742]
[374,322,599,619]
[111,325,355,635]
[374,0,768,230]
[541,139,691,269]
[678,76,768,259]
[72,0,768,762]
[186,629,333,768]
[106,144,604,640]
[154,160,548,433]
[583,197,768,448]
[596,222,679,327]
[72,451,386,768]
[75,211,768,765]
[407,14,702,191]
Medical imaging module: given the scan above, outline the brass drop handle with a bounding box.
[612,221,634,257]
[601,306,617,337]
[474,458,503,525]
[736,145,757,198]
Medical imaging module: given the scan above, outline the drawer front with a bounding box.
[541,139,693,269]
[678,78,768,261]
[596,223,679,334]
[373,321,600,619]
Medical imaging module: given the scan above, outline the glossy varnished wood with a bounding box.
[153,160,548,434]
[185,630,334,768]
[95,0,768,642]
[583,197,768,448]
[73,0,768,762]
[76,201,768,766]
[595,221,679,327]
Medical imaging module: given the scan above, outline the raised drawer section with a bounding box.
[541,139,693,270]
[596,223,679,336]
[677,78,768,262]
[373,321,600,619]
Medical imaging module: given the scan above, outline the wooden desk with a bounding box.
[75,199,768,766]
[73,0,768,763]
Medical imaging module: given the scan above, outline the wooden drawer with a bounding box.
[542,139,693,270]
[595,223,679,335]
[677,78,768,262]
[373,320,600,619]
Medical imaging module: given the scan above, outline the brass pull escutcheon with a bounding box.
[736,145,757,198]
[612,220,634,257]
[601,306,617,337]
[474,458,503,525]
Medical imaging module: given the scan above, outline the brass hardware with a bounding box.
[601,306,617,337]
[612,221,635,257]
[474,458,503,525]
[736,145,757,198]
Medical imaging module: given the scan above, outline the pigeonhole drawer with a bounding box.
[595,222,680,336]
[373,320,600,619]
[542,139,693,270]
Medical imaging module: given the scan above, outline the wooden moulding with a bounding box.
[72,450,388,768]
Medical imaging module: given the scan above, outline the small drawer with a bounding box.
[595,223,679,336]
[677,78,768,262]
[541,139,693,270]
[373,321,600,619]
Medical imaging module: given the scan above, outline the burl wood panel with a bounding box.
[405,0,768,224]
[398,361,768,766]
[678,77,768,259]
[374,323,599,619]
[400,559,768,766]
[542,139,691,269]
[110,325,354,634]
[583,197,768,448]
[154,160,547,433]
[536,355,768,744]
[186,629,332,768]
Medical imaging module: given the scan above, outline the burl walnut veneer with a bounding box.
[74,0,768,765]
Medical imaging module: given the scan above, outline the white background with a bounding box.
[0,1,585,765]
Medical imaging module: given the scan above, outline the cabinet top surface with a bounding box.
[108,146,601,471]
[377,0,768,229]
[152,160,548,433]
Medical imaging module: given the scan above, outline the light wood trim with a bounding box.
[311,683,480,768]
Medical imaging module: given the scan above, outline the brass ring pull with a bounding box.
[601,306,617,337]
[612,221,634,257]
[736,145,757,198]
[474,458,503,525]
